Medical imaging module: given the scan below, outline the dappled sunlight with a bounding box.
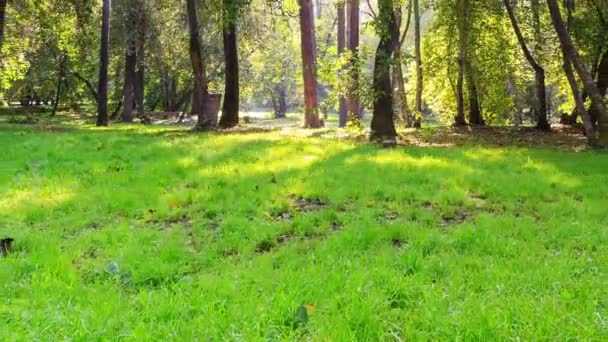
[348,150,475,174]
[523,157,581,188]
[0,183,75,214]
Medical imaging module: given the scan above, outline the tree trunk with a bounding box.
[345,0,360,122]
[337,1,347,127]
[218,0,240,128]
[466,63,483,125]
[187,0,211,130]
[123,47,136,122]
[455,0,467,126]
[588,50,608,128]
[547,0,608,146]
[562,57,597,145]
[413,0,423,128]
[370,0,398,140]
[135,6,146,118]
[504,0,549,130]
[96,0,110,127]
[52,55,67,116]
[0,0,6,52]
[298,0,322,128]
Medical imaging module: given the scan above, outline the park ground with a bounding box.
[0,112,607,340]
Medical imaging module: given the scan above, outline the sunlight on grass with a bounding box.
[0,124,607,340]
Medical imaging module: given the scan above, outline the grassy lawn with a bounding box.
[1,121,607,340]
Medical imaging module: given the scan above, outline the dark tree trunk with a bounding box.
[0,0,6,52]
[219,0,239,128]
[135,6,146,118]
[466,64,484,125]
[562,57,597,144]
[346,0,360,122]
[588,50,608,128]
[337,1,347,127]
[298,0,321,128]
[547,0,608,146]
[52,55,67,116]
[123,47,136,122]
[96,0,110,127]
[413,0,422,128]
[370,0,398,140]
[454,0,467,126]
[272,84,288,118]
[504,0,549,130]
[187,0,211,130]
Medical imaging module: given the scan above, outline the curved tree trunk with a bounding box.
[562,57,597,145]
[219,0,240,128]
[588,50,608,128]
[504,0,549,130]
[96,0,111,127]
[187,0,211,130]
[547,0,608,146]
[370,0,398,141]
[298,0,321,128]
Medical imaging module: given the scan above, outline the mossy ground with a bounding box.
[1,116,607,340]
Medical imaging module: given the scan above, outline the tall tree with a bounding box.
[454,0,468,126]
[370,0,398,140]
[96,0,111,127]
[345,0,360,122]
[187,0,211,130]
[218,0,240,128]
[135,4,146,118]
[123,45,136,122]
[547,0,608,146]
[413,0,423,128]
[0,0,6,52]
[504,0,549,130]
[392,2,411,125]
[337,0,347,127]
[298,0,322,128]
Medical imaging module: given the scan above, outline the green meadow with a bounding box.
[1,122,607,340]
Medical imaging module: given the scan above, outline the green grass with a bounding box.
[1,122,607,340]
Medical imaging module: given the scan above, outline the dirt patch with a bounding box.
[399,125,588,150]
[289,195,327,213]
[255,239,276,253]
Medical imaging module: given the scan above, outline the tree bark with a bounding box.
[218,0,240,128]
[135,5,146,118]
[52,55,67,116]
[337,1,347,127]
[298,0,322,128]
[0,0,6,52]
[466,64,484,125]
[345,0,360,122]
[96,0,110,127]
[588,50,608,128]
[454,0,467,126]
[562,57,597,145]
[123,47,136,122]
[413,0,422,128]
[504,0,549,130]
[547,0,608,146]
[370,0,398,140]
[187,0,211,129]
